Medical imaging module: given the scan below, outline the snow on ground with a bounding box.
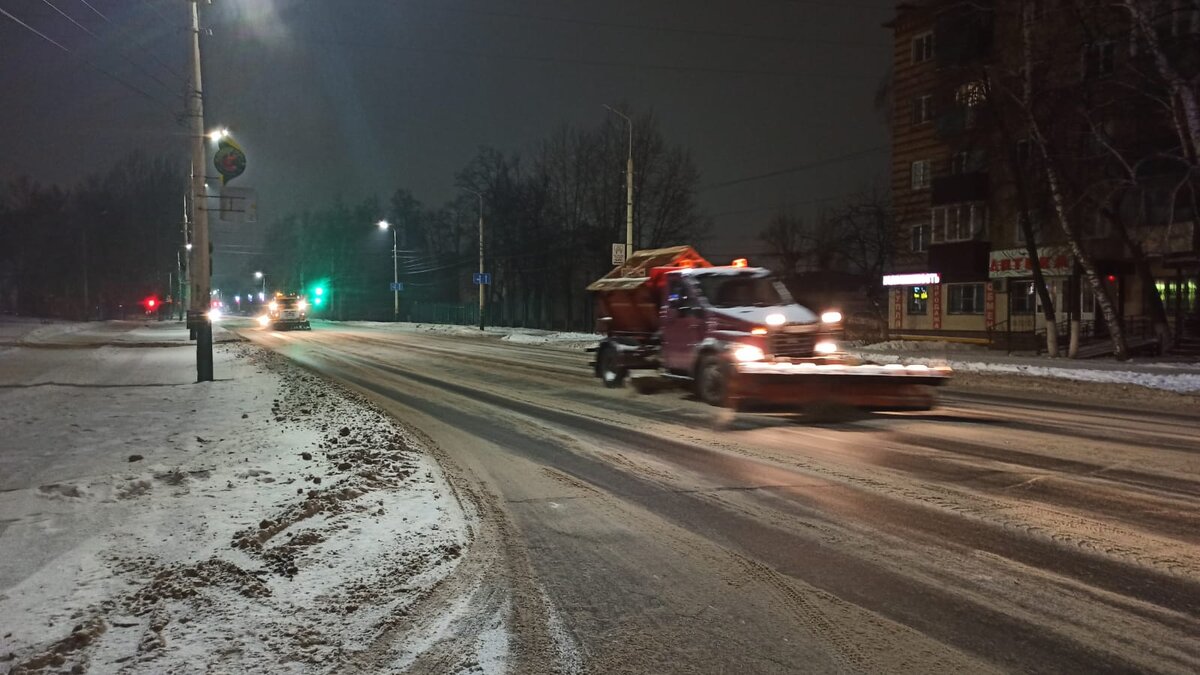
[849,345,1200,394]
[336,320,601,351]
[0,324,486,673]
[0,317,240,348]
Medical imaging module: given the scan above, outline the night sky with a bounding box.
[1,0,894,284]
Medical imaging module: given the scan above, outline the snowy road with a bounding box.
[240,320,1200,674]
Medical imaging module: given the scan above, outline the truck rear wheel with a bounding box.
[598,345,627,388]
[696,353,730,406]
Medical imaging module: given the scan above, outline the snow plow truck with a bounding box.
[586,246,950,410]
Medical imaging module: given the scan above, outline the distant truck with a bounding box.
[265,293,311,331]
[587,246,949,410]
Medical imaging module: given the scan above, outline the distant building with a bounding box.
[884,0,1199,353]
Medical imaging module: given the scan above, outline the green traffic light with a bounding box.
[314,287,324,296]
[314,297,323,306]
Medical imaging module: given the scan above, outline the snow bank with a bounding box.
[850,350,1200,394]
[0,342,485,673]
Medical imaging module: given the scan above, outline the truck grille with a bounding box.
[770,333,815,358]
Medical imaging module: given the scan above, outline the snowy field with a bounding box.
[0,324,484,673]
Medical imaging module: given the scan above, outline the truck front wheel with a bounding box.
[696,353,731,406]
[598,345,627,388]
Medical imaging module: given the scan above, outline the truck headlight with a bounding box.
[298,300,308,312]
[765,313,786,326]
[732,344,765,362]
[814,341,838,355]
[820,310,842,324]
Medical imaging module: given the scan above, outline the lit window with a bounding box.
[907,286,929,315]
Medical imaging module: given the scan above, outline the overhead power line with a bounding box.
[699,146,888,192]
[347,0,887,49]
[0,2,175,111]
[306,36,880,82]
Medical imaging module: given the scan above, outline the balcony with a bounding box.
[935,106,978,139]
[931,172,989,206]
[928,241,990,283]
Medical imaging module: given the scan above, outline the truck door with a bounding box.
[662,275,706,373]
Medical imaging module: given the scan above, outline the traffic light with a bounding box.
[309,281,328,309]
[143,296,159,312]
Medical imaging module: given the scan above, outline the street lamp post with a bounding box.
[604,104,634,260]
[464,190,485,331]
[378,220,399,320]
[254,271,265,297]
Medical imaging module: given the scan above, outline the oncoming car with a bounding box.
[264,293,311,330]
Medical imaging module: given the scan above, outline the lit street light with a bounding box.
[208,127,229,142]
[254,271,265,296]
[377,220,399,321]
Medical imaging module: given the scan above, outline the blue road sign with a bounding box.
[473,272,491,285]
[389,282,404,291]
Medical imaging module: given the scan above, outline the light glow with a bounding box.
[750,327,768,336]
[731,258,748,268]
[820,310,843,324]
[297,300,308,312]
[883,272,940,286]
[268,301,278,312]
[377,219,390,230]
[257,314,270,327]
[733,344,765,362]
[813,341,838,355]
[207,307,222,321]
[765,313,786,326]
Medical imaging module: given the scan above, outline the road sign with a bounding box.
[218,186,257,223]
[473,272,491,285]
[611,243,627,265]
[389,282,404,291]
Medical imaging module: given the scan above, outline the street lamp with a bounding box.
[603,104,634,260]
[208,127,229,142]
[464,189,485,331]
[254,271,265,296]
[377,220,399,321]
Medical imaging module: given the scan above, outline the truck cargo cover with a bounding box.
[586,246,712,292]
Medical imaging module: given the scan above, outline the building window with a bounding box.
[955,81,987,107]
[1083,41,1116,79]
[907,286,929,315]
[913,95,934,125]
[1014,212,1042,244]
[948,283,985,314]
[911,160,931,190]
[912,32,934,63]
[1084,211,1112,239]
[1010,281,1036,314]
[1016,138,1033,166]
[911,223,930,252]
[931,203,988,243]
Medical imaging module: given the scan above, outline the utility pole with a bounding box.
[465,190,485,330]
[187,0,213,382]
[391,225,399,320]
[604,104,634,258]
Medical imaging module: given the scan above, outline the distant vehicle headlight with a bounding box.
[814,340,838,355]
[257,314,270,327]
[732,344,766,362]
[268,301,278,312]
[820,310,843,324]
[207,307,222,322]
[765,313,786,326]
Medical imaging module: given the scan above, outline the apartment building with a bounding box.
[884,0,1199,352]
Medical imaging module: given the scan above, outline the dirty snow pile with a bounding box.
[0,342,480,673]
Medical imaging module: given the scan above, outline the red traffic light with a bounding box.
[144,296,158,309]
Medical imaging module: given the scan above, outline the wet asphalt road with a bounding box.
[242,321,1200,674]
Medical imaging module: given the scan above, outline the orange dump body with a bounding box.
[586,246,711,337]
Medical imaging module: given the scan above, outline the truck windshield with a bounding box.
[695,273,788,308]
